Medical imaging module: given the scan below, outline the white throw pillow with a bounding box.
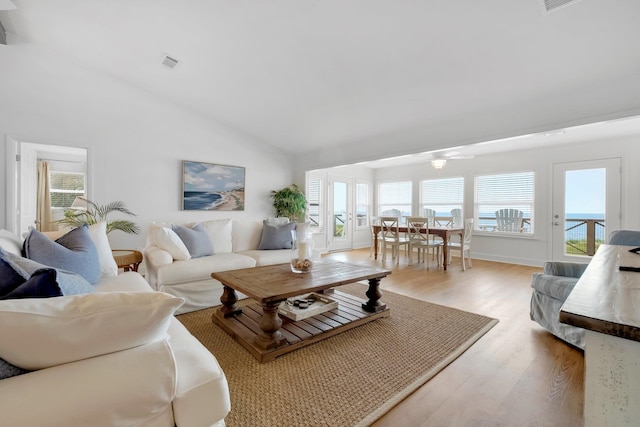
[0,291,185,370]
[150,224,191,261]
[88,222,119,277]
[0,230,22,256]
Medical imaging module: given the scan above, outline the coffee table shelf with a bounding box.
[212,289,389,362]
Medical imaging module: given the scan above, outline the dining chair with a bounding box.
[495,209,524,232]
[450,208,463,228]
[406,216,442,269]
[447,218,474,270]
[379,216,410,265]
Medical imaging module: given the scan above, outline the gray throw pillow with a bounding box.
[23,225,101,285]
[171,223,214,258]
[2,249,95,296]
[258,221,296,250]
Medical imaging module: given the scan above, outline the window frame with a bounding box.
[377,180,412,224]
[420,176,464,227]
[474,170,535,236]
[49,170,86,208]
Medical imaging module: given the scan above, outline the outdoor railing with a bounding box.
[565,218,605,256]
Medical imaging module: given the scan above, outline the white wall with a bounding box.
[374,137,640,266]
[0,43,293,250]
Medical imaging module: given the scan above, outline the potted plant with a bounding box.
[270,184,307,222]
[57,197,140,234]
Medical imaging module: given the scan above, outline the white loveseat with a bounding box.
[144,219,314,314]
[0,229,231,427]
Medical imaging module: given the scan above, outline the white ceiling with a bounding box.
[2,0,640,165]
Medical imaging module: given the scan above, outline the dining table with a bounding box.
[371,225,464,271]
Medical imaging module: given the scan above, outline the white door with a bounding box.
[552,158,621,262]
[327,176,353,251]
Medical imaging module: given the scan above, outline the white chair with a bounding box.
[406,216,442,269]
[447,218,474,270]
[450,208,463,228]
[495,209,524,232]
[380,216,410,265]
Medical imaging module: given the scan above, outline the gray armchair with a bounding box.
[530,261,589,348]
[530,229,640,349]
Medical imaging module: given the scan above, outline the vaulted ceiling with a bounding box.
[2,0,640,168]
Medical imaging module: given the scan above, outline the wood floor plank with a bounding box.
[322,249,585,427]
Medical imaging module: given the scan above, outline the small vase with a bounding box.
[290,223,314,273]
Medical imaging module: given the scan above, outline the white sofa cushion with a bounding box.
[0,339,177,427]
[150,225,191,261]
[238,249,292,266]
[231,220,263,252]
[200,219,233,253]
[156,253,256,286]
[0,291,185,370]
[169,320,231,426]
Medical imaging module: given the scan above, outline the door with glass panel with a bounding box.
[552,158,621,262]
[327,176,353,251]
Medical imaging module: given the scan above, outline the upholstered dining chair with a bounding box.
[495,209,524,232]
[447,218,474,270]
[406,216,442,269]
[379,216,410,265]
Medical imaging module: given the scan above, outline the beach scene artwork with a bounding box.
[182,161,245,211]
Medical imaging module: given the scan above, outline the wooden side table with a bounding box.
[112,249,143,272]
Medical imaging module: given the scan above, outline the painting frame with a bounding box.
[182,160,245,211]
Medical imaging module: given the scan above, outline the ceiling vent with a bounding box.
[541,0,583,13]
[161,54,180,70]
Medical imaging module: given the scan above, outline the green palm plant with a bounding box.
[58,197,140,234]
[270,184,307,222]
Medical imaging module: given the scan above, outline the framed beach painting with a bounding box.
[182,161,245,211]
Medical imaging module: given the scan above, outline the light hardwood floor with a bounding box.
[323,248,584,427]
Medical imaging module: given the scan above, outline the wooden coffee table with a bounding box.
[211,259,392,362]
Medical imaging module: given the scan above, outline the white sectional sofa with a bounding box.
[144,218,314,314]
[0,228,231,427]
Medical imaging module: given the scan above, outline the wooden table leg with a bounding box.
[362,277,387,313]
[255,300,287,350]
[374,232,379,260]
[219,285,242,318]
[442,236,449,271]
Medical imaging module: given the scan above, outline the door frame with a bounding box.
[551,158,621,262]
[4,136,89,236]
[327,175,354,251]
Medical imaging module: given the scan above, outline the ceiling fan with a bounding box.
[416,150,475,169]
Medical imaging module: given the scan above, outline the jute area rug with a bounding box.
[177,283,498,427]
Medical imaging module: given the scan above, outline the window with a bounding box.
[378,181,412,224]
[307,176,323,229]
[355,181,370,229]
[474,171,535,234]
[49,171,85,208]
[420,176,464,226]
